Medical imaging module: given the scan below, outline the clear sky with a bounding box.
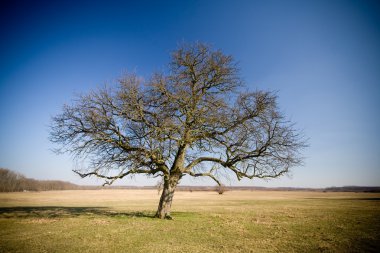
[1,0,379,187]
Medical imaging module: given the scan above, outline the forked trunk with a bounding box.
[155,174,180,219]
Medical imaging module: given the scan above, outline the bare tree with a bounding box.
[50,43,306,219]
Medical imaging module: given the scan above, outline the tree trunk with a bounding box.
[155,174,180,219]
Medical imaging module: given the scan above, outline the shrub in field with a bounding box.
[215,184,227,195]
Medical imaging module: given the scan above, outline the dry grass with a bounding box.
[0,190,379,252]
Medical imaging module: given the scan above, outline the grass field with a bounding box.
[0,189,379,252]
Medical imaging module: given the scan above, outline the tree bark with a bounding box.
[155,174,180,219]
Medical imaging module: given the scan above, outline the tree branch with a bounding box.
[185,170,222,186]
[72,167,159,186]
[185,156,226,171]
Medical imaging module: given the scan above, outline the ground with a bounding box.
[0,189,379,252]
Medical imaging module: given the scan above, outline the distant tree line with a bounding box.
[0,168,79,192]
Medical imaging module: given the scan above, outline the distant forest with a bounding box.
[1,168,379,193]
[0,168,79,192]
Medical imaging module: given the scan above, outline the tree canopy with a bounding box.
[50,43,306,218]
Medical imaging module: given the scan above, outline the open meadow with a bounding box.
[0,189,379,252]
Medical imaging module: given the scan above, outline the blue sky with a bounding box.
[1,0,379,187]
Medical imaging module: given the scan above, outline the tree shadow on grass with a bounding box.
[0,206,155,219]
